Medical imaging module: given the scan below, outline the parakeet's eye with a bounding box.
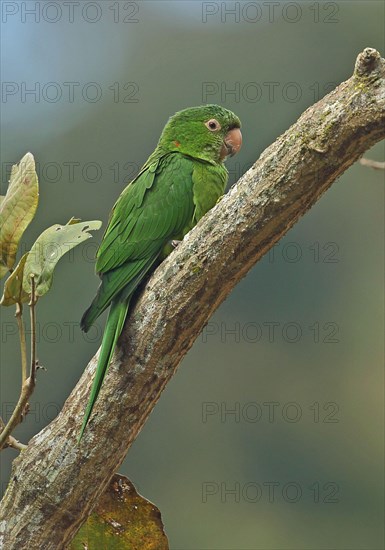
[205,119,221,131]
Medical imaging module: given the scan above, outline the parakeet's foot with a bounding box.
[159,239,182,259]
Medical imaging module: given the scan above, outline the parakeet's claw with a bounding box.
[171,239,182,248]
[216,195,224,204]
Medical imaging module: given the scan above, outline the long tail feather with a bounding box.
[78,297,130,441]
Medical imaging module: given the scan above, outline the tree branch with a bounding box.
[1,48,384,549]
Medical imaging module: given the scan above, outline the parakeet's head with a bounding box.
[158,104,242,164]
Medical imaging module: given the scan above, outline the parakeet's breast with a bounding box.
[190,159,228,226]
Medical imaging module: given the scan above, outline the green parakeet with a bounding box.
[79,104,242,439]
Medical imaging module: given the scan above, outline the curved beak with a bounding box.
[220,127,242,160]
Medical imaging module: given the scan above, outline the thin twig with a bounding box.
[0,377,35,450]
[15,303,28,384]
[29,275,37,384]
[0,279,39,450]
[359,157,385,170]
[7,436,28,452]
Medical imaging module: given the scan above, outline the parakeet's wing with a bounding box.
[81,153,195,330]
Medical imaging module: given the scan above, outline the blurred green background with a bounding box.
[1,1,384,548]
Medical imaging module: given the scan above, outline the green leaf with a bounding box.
[22,219,102,297]
[0,253,30,306]
[0,152,39,279]
[70,474,169,550]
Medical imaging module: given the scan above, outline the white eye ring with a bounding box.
[205,119,221,131]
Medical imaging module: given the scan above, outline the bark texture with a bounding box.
[1,48,384,549]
